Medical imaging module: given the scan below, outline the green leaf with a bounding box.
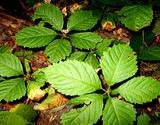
[71,32,102,49]
[153,18,160,35]
[137,114,150,125]
[114,76,160,104]
[0,53,24,77]
[0,78,26,102]
[45,39,72,63]
[10,104,37,123]
[84,53,99,69]
[0,45,11,53]
[68,52,88,61]
[139,47,160,61]
[67,10,99,31]
[100,44,137,86]
[102,97,136,125]
[119,5,153,31]
[0,111,27,125]
[96,38,112,56]
[43,60,102,95]
[61,94,103,125]
[32,4,64,31]
[16,26,57,48]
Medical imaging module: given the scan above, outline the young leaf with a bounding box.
[70,32,102,49]
[137,114,150,125]
[43,60,102,95]
[67,10,99,31]
[84,53,99,69]
[0,53,24,77]
[153,18,160,35]
[139,47,160,61]
[68,52,88,61]
[119,5,153,31]
[100,44,137,86]
[0,45,11,53]
[16,26,57,48]
[0,78,26,102]
[61,94,103,125]
[102,97,136,125]
[114,76,160,104]
[0,111,27,125]
[32,4,64,31]
[45,39,72,63]
[10,104,37,123]
[96,38,112,56]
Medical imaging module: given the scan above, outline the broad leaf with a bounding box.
[96,38,112,56]
[102,97,136,125]
[45,39,72,63]
[100,44,137,86]
[71,32,102,49]
[137,114,150,125]
[0,111,27,125]
[68,52,88,61]
[119,5,153,31]
[61,94,103,125]
[115,76,160,104]
[43,60,102,95]
[16,26,57,48]
[139,47,160,60]
[0,78,26,102]
[67,10,99,31]
[84,53,99,69]
[0,53,23,77]
[10,104,37,123]
[32,4,64,31]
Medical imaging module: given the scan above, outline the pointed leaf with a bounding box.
[102,97,136,125]
[0,53,23,77]
[67,10,99,31]
[115,76,160,104]
[16,26,57,48]
[45,39,72,63]
[68,52,88,61]
[0,78,26,102]
[84,53,99,69]
[119,5,153,31]
[32,4,64,31]
[100,44,137,86]
[71,32,102,49]
[61,94,103,125]
[43,60,102,95]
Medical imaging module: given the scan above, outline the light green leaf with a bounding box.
[71,32,102,49]
[137,114,150,125]
[0,78,26,102]
[67,10,99,31]
[45,39,72,63]
[102,97,136,125]
[84,53,99,69]
[115,76,160,104]
[10,104,37,123]
[119,5,153,31]
[32,4,64,31]
[100,44,137,86]
[96,38,112,56]
[139,47,160,61]
[0,111,27,125]
[61,94,103,125]
[0,53,24,77]
[68,52,88,61]
[16,26,57,48]
[43,60,102,95]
